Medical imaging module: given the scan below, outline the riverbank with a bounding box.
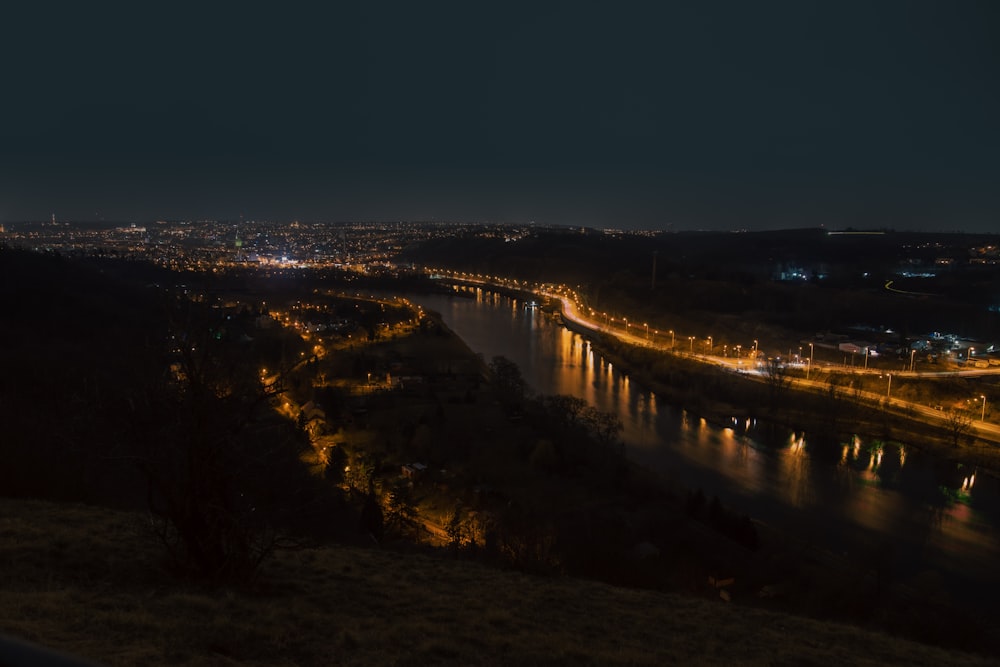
[402,287,998,640]
[552,298,1000,474]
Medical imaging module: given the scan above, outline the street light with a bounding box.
[644,322,649,340]
[707,336,713,353]
[809,342,814,367]
[864,347,869,370]
[753,339,758,358]
[689,336,695,352]
[982,395,988,422]
[886,373,892,400]
[910,348,916,373]
[669,330,675,349]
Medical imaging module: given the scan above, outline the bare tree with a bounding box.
[762,357,791,411]
[581,406,624,450]
[489,355,527,408]
[127,298,328,582]
[942,408,974,449]
[383,480,418,538]
[446,501,469,550]
[542,394,588,431]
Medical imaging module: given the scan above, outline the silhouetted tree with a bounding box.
[127,297,331,583]
[581,406,624,450]
[762,357,791,411]
[685,488,707,518]
[489,355,527,408]
[542,394,588,431]
[360,492,384,541]
[494,503,559,573]
[383,481,418,538]
[529,438,559,473]
[943,408,974,449]
[446,501,467,550]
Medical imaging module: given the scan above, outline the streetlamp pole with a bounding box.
[809,343,814,367]
[689,336,694,353]
[910,348,916,373]
[707,336,713,353]
[644,322,649,340]
[864,347,869,370]
[982,395,988,422]
[886,373,892,400]
[670,330,675,349]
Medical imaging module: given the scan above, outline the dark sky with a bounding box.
[2,1,998,231]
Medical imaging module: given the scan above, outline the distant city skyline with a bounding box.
[2,1,998,232]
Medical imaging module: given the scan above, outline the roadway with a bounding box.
[540,285,1000,445]
[427,271,999,444]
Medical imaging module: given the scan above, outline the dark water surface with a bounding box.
[407,288,1000,604]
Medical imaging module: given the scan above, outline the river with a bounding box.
[407,286,1000,607]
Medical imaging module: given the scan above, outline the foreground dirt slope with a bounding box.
[0,498,995,666]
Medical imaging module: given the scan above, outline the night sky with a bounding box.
[2,1,998,231]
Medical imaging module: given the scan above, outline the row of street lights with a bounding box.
[448,272,992,422]
[886,377,988,424]
[447,270,994,426]
[584,283,994,425]
[575,289,777,364]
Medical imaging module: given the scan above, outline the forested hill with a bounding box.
[0,248,170,503]
[400,228,1000,342]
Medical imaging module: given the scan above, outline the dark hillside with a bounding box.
[2,247,998,662]
[2,497,997,667]
[0,248,168,504]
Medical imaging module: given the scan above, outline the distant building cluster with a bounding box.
[0,220,544,272]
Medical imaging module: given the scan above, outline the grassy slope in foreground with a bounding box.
[1,499,996,667]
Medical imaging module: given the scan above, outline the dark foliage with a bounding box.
[0,249,344,583]
[125,297,343,582]
[0,249,162,505]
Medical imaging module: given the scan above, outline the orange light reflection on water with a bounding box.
[779,432,812,508]
[416,289,1000,592]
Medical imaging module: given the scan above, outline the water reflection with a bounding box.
[407,289,1000,601]
[780,432,811,508]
